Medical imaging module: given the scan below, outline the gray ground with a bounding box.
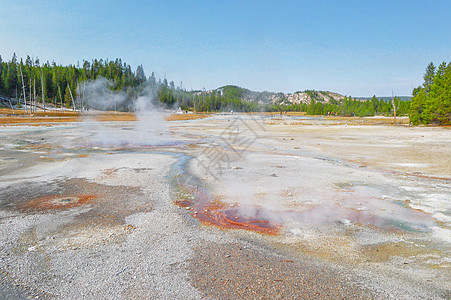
[0,115,450,299]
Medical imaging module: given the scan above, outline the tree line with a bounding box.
[410,62,451,125]
[5,54,449,124]
[273,95,410,117]
[159,85,411,116]
[0,53,150,111]
[173,85,410,117]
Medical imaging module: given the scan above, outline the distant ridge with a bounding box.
[207,85,345,105]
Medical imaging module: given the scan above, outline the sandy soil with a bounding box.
[0,113,449,299]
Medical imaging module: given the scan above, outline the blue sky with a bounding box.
[1,0,450,96]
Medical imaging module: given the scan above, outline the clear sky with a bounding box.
[1,0,450,96]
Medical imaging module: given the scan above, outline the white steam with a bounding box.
[79,77,172,147]
[80,77,127,111]
[210,152,436,233]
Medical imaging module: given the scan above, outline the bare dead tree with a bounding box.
[58,85,63,112]
[19,66,28,114]
[41,70,46,113]
[392,90,398,124]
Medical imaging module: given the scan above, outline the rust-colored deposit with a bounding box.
[165,113,210,121]
[174,198,194,208]
[176,186,280,235]
[92,112,137,122]
[20,194,96,211]
[24,143,55,150]
[0,108,79,117]
[0,115,80,125]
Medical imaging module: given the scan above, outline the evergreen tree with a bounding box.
[149,72,156,87]
[136,65,146,84]
[410,61,451,125]
[423,62,436,92]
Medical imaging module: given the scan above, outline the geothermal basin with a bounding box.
[0,112,450,299]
